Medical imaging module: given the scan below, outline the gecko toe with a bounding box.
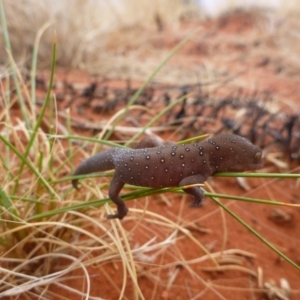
[189,200,203,208]
[106,213,119,220]
[72,179,79,190]
[107,205,129,220]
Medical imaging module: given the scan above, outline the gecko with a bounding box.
[72,133,263,220]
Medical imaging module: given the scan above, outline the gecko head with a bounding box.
[233,148,264,171]
[226,134,263,171]
[209,133,264,172]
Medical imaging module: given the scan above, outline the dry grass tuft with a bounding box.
[0,0,199,70]
[1,1,300,84]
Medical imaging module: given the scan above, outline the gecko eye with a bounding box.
[253,151,262,164]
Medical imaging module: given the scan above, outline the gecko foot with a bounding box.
[106,205,129,220]
[189,198,203,208]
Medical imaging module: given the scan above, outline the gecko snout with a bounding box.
[251,151,263,169]
[253,151,262,164]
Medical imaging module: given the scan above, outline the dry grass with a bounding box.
[0,0,200,69]
[0,73,263,298]
[1,0,300,83]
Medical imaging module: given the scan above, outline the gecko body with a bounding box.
[72,133,263,220]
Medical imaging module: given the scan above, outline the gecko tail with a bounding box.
[72,149,116,189]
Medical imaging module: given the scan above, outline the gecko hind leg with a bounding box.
[183,187,204,208]
[179,174,206,208]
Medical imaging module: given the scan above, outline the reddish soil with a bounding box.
[29,10,300,300]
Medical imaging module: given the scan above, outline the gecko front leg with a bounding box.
[106,174,127,219]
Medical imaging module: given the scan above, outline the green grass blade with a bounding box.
[0,186,26,242]
[12,32,57,194]
[125,93,190,145]
[0,186,18,217]
[204,191,300,206]
[0,0,30,128]
[103,27,202,142]
[214,172,300,179]
[30,22,53,115]
[0,134,57,197]
[210,196,300,271]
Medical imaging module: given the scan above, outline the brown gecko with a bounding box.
[72,133,263,220]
